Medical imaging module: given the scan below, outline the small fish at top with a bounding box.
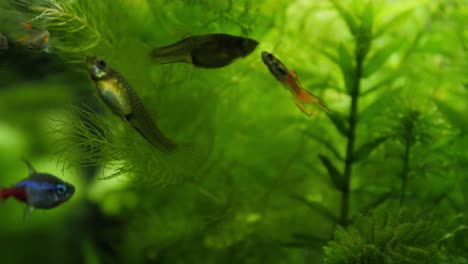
[150,33,259,68]
[261,51,330,117]
[0,159,75,218]
[16,22,51,52]
[0,33,8,52]
[85,55,186,154]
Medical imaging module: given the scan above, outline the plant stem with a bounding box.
[400,143,411,206]
[340,50,365,226]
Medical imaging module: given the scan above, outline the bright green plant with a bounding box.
[0,0,466,263]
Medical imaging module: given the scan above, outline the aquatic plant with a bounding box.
[323,207,445,264]
[0,0,466,263]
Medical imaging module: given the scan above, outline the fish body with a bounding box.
[150,33,258,68]
[261,51,329,116]
[85,55,178,152]
[16,23,50,52]
[0,159,75,210]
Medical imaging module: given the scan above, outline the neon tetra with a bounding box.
[0,159,75,218]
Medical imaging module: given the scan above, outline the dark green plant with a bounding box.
[323,207,446,264]
[1,0,467,263]
[314,0,402,226]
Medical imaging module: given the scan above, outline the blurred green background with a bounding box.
[0,0,467,263]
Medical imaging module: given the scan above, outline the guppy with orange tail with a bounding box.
[261,51,329,117]
[16,23,51,52]
[85,55,182,153]
[0,159,75,217]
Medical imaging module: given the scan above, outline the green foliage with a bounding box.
[318,154,344,190]
[323,207,446,264]
[353,136,388,163]
[0,0,467,263]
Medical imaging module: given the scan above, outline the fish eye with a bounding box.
[55,184,67,195]
[97,59,106,68]
[266,53,273,60]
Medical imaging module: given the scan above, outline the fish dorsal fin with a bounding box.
[286,69,298,85]
[21,158,36,175]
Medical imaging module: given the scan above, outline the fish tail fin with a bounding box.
[173,143,194,160]
[1,188,11,200]
[0,189,5,206]
[16,35,30,42]
[22,22,33,29]
[0,188,5,201]
[296,88,330,113]
[149,47,191,65]
[0,187,27,201]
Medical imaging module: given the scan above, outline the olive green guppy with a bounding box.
[149,33,258,68]
[85,55,180,153]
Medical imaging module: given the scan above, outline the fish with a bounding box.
[0,33,8,52]
[16,22,50,52]
[0,159,75,218]
[150,33,259,68]
[85,55,182,153]
[261,51,330,116]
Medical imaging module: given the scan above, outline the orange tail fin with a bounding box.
[22,22,33,29]
[296,88,330,113]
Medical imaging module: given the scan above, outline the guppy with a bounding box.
[85,55,180,152]
[261,51,329,116]
[0,159,75,217]
[150,33,259,68]
[16,23,51,52]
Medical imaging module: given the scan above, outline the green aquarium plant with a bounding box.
[0,0,467,263]
[323,207,445,264]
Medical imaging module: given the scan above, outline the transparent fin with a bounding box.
[295,88,330,113]
[21,157,36,174]
[23,206,34,220]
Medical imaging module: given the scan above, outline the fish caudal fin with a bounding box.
[0,187,27,201]
[295,88,330,113]
[149,47,191,65]
[173,143,194,160]
[127,112,180,153]
[22,22,33,29]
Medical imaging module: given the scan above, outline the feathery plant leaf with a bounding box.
[434,100,468,135]
[337,44,355,94]
[9,0,103,61]
[303,131,343,161]
[359,191,395,213]
[326,112,349,137]
[353,136,389,163]
[283,232,327,251]
[329,0,358,36]
[289,194,337,223]
[323,207,446,264]
[363,40,402,78]
[318,154,344,190]
[51,104,210,185]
